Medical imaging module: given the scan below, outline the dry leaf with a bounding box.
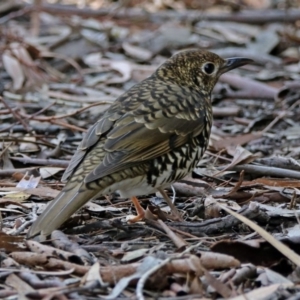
[215,146,256,176]
[122,42,153,61]
[2,51,25,90]
[39,167,65,179]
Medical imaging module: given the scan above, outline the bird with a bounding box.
[27,49,252,239]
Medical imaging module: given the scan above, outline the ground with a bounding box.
[1,0,300,299]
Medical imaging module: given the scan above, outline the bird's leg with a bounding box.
[128,196,145,223]
[157,188,183,221]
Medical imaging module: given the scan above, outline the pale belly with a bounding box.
[100,174,168,198]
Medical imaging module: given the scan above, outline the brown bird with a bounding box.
[27,50,252,239]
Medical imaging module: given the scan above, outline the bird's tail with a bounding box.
[27,183,99,240]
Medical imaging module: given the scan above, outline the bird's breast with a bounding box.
[146,131,210,189]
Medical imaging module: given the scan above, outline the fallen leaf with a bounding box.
[2,51,25,90]
[122,42,153,61]
[39,167,65,179]
[215,145,256,176]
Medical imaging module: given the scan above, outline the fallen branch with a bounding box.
[10,157,69,168]
[221,164,300,180]
[3,5,300,25]
[168,205,269,236]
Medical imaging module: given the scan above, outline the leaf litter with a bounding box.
[1,0,300,299]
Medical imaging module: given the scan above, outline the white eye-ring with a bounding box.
[203,62,215,75]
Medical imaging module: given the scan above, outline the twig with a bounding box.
[262,98,300,133]
[157,220,187,249]
[0,97,30,131]
[42,52,84,83]
[220,164,300,180]
[213,106,240,117]
[46,91,114,103]
[0,168,37,176]
[30,0,41,36]
[20,102,112,121]
[261,111,287,133]
[0,6,32,25]
[10,219,35,236]
[45,119,86,132]
[169,205,269,236]
[157,188,183,221]
[10,157,69,168]
[28,102,56,118]
[12,4,300,24]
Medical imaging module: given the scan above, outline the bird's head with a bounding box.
[157,49,253,95]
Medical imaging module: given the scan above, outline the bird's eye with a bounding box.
[203,63,215,75]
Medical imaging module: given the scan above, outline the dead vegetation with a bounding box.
[1,0,300,299]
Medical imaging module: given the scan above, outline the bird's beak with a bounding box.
[219,57,253,74]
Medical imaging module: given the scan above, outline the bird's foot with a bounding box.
[169,209,184,222]
[127,196,145,223]
[127,213,145,223]
[157,188,183,222]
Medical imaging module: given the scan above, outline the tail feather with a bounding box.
[27,184,99,239]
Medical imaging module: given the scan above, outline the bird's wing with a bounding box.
[61,80,146,182]
[61,116,115,182]
[84,81,209,183]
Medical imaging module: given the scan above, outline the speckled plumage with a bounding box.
[27,50,252,239]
